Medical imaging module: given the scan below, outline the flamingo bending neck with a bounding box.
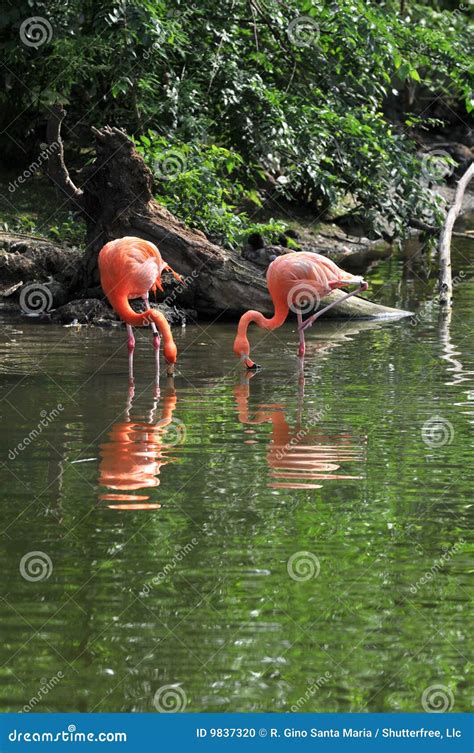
[233,305,288,368]
[111,293,177,365]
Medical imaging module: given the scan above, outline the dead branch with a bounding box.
[438,163,474,307]
[46,104,85,210]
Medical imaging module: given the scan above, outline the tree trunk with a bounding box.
[46,107,411,320]
[438,163,474,307]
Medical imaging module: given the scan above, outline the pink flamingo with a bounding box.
[233,252,368,368]
[98,236,182,380]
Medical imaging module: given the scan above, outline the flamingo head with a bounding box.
[233,333,260,370]
[329,275,368,292]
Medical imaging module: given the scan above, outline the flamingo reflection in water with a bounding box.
[234,373,365,490]
[99,380,182,510]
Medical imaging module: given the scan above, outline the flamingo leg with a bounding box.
[126,324,135,384]
[300,283,367,332]
[297,311,305,379]
[125,379,135,419]
[143,294,161,378]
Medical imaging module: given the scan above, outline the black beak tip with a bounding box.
[247,362,261,371]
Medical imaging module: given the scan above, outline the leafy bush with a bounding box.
[136,133,287,248]
[0,0,472,240]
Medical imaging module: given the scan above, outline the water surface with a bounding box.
[0,231,472,713]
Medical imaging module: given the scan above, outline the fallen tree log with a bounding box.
[46,106,411,320]
[314,289,411,319]
[438,162,474,307]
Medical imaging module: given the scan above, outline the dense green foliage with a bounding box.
[0,0,473,243]
[135,133,290,245]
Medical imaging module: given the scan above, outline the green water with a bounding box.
[0,233,472,714]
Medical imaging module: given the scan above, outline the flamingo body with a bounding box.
[98,237,182,378]
[233,251,367,368]
[267,252,360,301]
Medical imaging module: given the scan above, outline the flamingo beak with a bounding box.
[166,362,175,377]
[244,357,261,370]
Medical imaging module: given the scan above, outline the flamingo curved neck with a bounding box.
[243,308,288,332]
[234,306,288,365]
[112,295,177,364]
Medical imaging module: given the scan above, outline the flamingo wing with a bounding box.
[267,251,364,301]
[99,237,167,299]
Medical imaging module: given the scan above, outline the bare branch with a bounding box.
[438,163,474,307]
[46,104,84,209]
